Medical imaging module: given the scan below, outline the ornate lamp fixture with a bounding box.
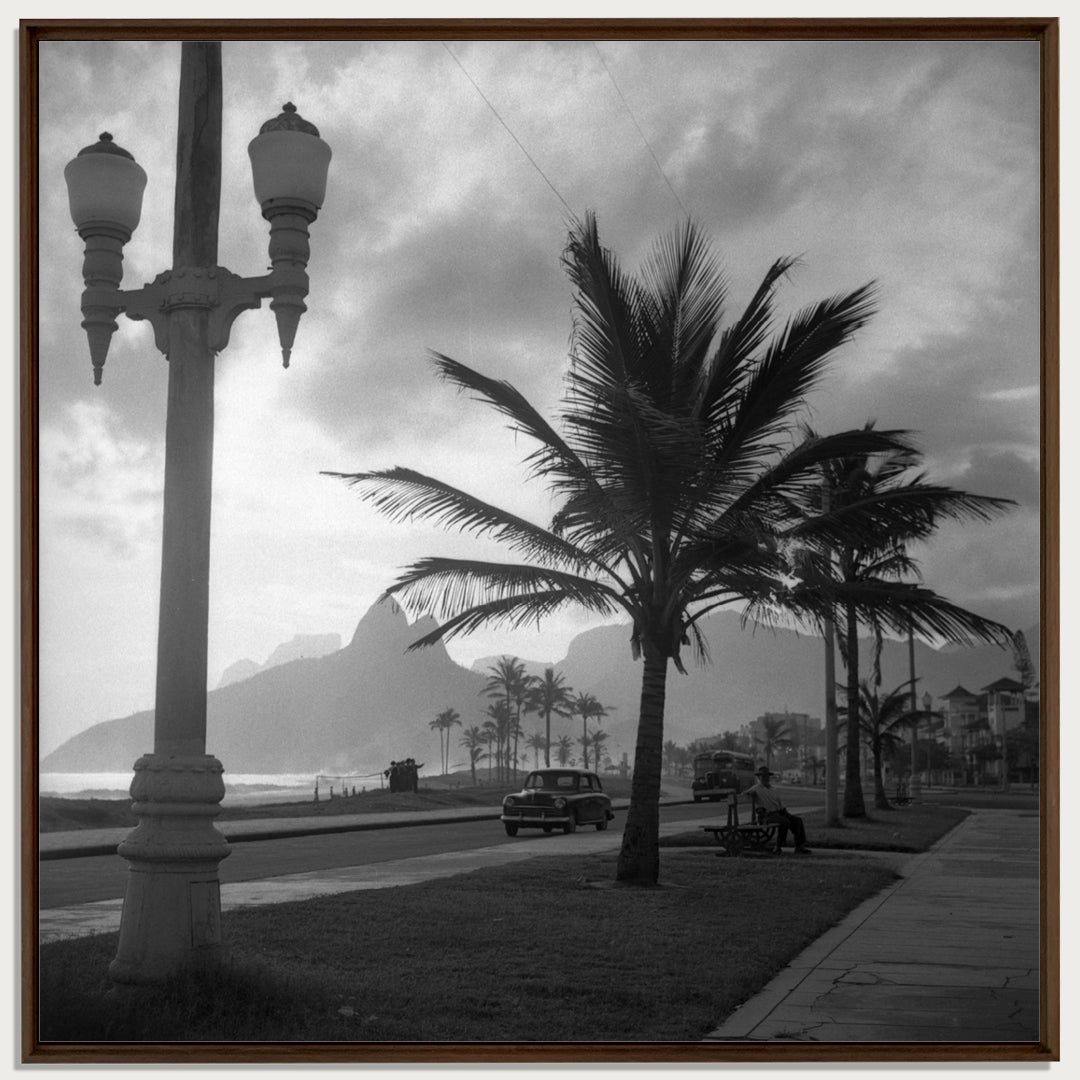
[64,102,332,382]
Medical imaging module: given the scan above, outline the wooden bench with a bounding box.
[893,783,912,807]
[700,795,779,856]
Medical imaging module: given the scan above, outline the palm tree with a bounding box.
[428,714,444,777]
[481,724,497,783]
[429,707,460,776]
[526,668,574,767]
[840,679,916,809]
[328,213,906,885]
[790,428,1015,818]
[481,699,511,784]
[554,734,574,766]
[591,728,611,772]
[757,715,793,770]
[568,692,606,771]
[459,724,486,787]
[525,731,548,769]
[484,657,530,781]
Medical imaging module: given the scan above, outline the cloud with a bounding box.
[34,37,1044,752]
[39,400,164,559]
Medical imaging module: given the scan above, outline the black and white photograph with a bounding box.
[24,19,1056,1062]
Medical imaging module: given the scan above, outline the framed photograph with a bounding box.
[21,16,1058,1064]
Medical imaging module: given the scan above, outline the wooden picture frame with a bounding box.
[20,17,1059,1064]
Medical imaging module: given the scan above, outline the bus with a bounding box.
[690,750,756,801]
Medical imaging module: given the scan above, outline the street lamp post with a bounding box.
[64,42,331,985]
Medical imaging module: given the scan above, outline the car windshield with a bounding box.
[524,771,580,791]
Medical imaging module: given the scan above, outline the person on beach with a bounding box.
[743,766,812,854]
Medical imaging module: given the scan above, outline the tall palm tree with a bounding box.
[841,679,916,809]
[328,213,906,885]
[459,724,486,787]
[554,734,574,766]
[591,728,611,772]
[757,715,793,770]
[430,707,460,776]
[790,427,1015,817]
[568,692,606,770]
[428,714,444,777]
[525,731,548,769]
[481,699,511,784]
[526,668,574,767]
[484,657,529,781]
[804,754,824,786]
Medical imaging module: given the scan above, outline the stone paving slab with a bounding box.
[704,809,1042,1045]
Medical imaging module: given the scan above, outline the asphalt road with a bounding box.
[38,802,727,910]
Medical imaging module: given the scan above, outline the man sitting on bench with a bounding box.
[743,766,812,855]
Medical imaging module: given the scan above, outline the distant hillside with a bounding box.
[42,602,486,775]
[44,600,1034,775]
[472,615,1034,751]
[218,633,342,688]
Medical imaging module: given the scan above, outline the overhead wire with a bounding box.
[441,42,578,220]
[592,43,690,219]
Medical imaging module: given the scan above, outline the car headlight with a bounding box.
[553,798,567,810]
[504,796,518,807]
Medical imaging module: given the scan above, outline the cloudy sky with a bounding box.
[35,34,1042,757]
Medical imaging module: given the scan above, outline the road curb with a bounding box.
[39,797,695,860]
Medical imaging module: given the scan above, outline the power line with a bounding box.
[592,43,689,219]
[441,42,577,220]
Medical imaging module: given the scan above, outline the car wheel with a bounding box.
[504,822,519,837]
[563,814,577,834]
[594,817,608,831]
[542,825,553,833]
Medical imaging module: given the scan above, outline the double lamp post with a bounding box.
[63,42,331,984]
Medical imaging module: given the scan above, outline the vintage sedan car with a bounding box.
[501,768,615,836]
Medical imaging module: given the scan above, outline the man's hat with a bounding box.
[755,766,773,777]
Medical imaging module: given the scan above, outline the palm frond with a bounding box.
[789,576,1013,649]
[562,212,647,390]
[695,256,799,424]
[637,219,728,405]
[324,467,594,572]
[382,556,627,635]
[713,284,878,476]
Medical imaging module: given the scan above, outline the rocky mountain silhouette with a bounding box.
[43,601,1033,775]
[42,601,487,776]
[217,633,342,688]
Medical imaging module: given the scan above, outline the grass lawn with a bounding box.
[39,848,896,1043]
[661,804,970,853]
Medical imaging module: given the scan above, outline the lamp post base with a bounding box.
[108,753,231,986]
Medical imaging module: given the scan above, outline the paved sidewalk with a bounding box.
[704,809,1041,1043]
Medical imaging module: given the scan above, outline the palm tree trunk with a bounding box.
[616,643,668,885]
[872,740,890,809]
[544,709,551,767]
[842,603,867,817]
[582,716,589,770]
